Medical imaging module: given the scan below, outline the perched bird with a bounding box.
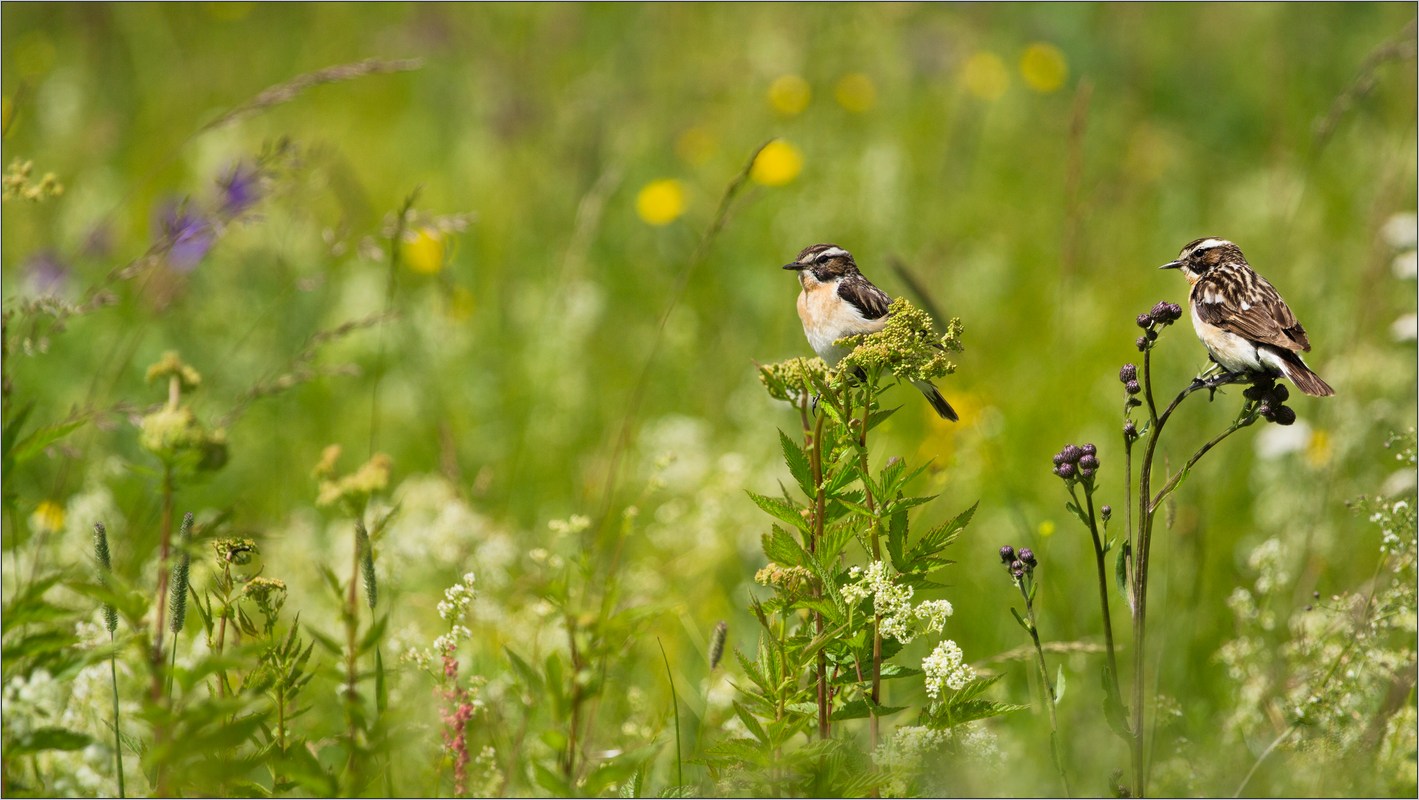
[782,243,959,421]
[1160,237,1334,397]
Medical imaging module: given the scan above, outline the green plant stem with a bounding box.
[345,516,362,776]
[807,400,830,740]
[1130,367,1251,795]
[1074,483,1122,707]
[1020,584,1071,797]
[108,635,126,799]
[854,378,883,751]
[657,639,683,791]
[151,465,174,701]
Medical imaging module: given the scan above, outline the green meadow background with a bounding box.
[3,3,1415,796]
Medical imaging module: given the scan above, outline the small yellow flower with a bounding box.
[635,179,687,226]
[767,75,812,116]
[750,139,804,187]
[961,52,1009,101]
[30,501,65,535]
[1019,43,1068,93]
[403,227,447,275]
[834,73,877,113]
[1038,520,1056,538]
[675,126,717,165]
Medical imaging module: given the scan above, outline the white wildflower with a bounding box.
[922,640,975,698]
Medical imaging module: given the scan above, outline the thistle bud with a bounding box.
[1136,336,1149,351]
[1273,406,1297,426]
[1081,443,1097,457]
[1000,545,1016,564]
[1136,314,1152,329]
[1018,548,1037,567]
[1061,444,1083,463]
[1119,364,1137,383]
[1054,462,1077,479]
[1101,505,1112,522]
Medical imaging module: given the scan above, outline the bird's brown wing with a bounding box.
[1193,268,1311,352]
[838,273,891,320]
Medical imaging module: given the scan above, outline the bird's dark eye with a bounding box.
[815,253,830,264]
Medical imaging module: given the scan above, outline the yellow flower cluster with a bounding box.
[961,42,1070,100]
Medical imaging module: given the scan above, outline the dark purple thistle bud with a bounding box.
[1081,443,1097,457]
[1052,452,1067,466]
[1271,385,1289,403]
[1010,560,1025,578]
[1018,548,1036,567]
[1258,404,1274,420]
[1273,406,1297,426]
[1054,462,1076,479]
[1119,363,1137,383]
[1080,466,1096,478]
[1136,313,1153,329]
[1136,336,1149,351]
[1101,505,1112,522]
[1167,303,1183,321]
[1145,328,1158,340]
[1000,545,1016,564]
[1061,444,1083,463]
[1126,379,1142,395]
[1149,301,1171,322]
[1244,384,1268,401]
[1123,420,1137,437]
[1079,454,1100,472]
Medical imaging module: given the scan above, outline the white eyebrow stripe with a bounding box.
[817,246,849,259]
[1192,238,1229,252]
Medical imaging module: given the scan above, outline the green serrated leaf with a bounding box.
[747,491,810,533]
[762,525,806,567]
[906,500,977,566]
[778,430,815,497]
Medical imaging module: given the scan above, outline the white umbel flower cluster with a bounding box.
[841,561,955,643]
[922,640,975,698]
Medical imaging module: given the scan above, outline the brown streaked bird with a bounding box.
[783,243,959,421]
[1160,237,1334,397]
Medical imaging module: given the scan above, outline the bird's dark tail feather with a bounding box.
[912,380,959,422]
[1273,349,1335,397]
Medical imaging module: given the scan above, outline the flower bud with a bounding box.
[1123,420,1137,438]
[1271,385,1289,403]
[1010,560,1025,578]
[1258,404,1274,420]
[1136,336,1149,351]
[1054,462,1076,479]
[1061,444,1083,463]
[1079,454,1099,472]
[1000,545,1016,564]
[1081,443,1097,456]
[1149,301,1171,321]
[1119,364,1137,383]
[1136,313,1152,329]
[1101,505,1112,522]
[1125,379,1141,395]
[1273,406,1297,426]
[1018,548,1037,567]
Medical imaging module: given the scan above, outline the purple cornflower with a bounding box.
[218,161,261,215]
[157,200,214,272]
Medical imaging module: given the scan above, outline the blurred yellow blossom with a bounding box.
[403,227,447,275]
[767,75,812,116]
[750,139,803,187]
[961,52,1009,101]
[30,500,65,535]
[1019,42,1068,93]
[635,179,687,226]
[1306,429,1332,468]
[1038,520,1056,538]
[834,73,877,113]
[675,126,717,165]
[317,451,392,511]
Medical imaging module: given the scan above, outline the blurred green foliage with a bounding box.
[2,4,1415,796]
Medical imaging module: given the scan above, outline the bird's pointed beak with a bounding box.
[1159,260,1183,270]
[783,261,805,271]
